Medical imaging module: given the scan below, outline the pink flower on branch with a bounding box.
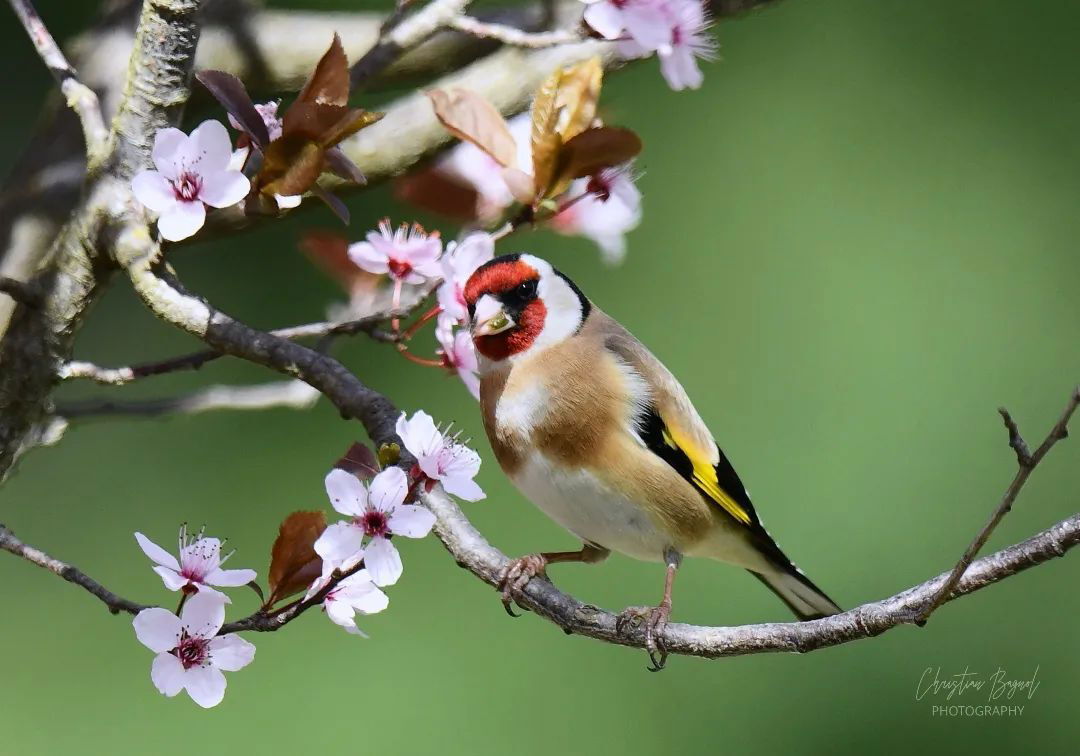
[436,315,481,399]
[348,219,444,284]
[315,466,436,587]
[396,411,485,502]
[135,526,257,601]
[550,165,642,264]
[582,0,673,51]
[437,232,495,325]
[305,568,390,636]
[131,120,250,241]
[132,592,255,708]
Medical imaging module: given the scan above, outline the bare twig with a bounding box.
[448,16,581,47]
[58,379,320,420]
[350,0,470,88]
[60,311,411,385]
[6,0,108,158]
[917,386,1080,623]
[0,276,42,307]
[0,524,148,616]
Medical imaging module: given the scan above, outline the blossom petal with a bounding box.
[347,241,389,275]
[184,664,227,709]
[325,468,367,516]
[324,596,360,632]
[338,572,390,614]
[363,537,403,587]
[131,172,178,214]
[153,565,191,592]
[204,567,258,587]
[151,652,185,697]
[660,47,703,91]
[583,2,625,40]
[388,504,436,538]
[151,128,188,178]
[441,474,486,502]
[180,590,227,638]
[134,532,180,571]
[157,200,206,242]
[208,635,256,671]
[368,466,408,514]
[395,411,442,461]
[133,608,182,653]
[275,193,302,209]
[180,537,221,580]
[198,170,250,208]
[188,120,235,173]
[313,521,365,566]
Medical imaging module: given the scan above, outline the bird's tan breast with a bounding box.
[478,328,716,551]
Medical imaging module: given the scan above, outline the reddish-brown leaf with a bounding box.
[297,33,350,106]
[196,70,269,148]
[259,136,325,197]
[395,169,482,222]
[266,510,327,607]
[427,88,517,167]
[334,442,380,481]
[552,126,642,191]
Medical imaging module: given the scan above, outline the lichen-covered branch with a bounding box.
[57,379,321,420]
[6,0,108,159]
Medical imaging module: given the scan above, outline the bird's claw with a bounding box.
[616,602,672,671]
[497,554,548,617]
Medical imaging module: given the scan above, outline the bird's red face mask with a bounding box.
[464,257,546,361]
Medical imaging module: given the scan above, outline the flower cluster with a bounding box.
[346,222,494,398]
[582,0,717,91]
[310,411,484,634]
[132,526,258,708]
[422,114,643,263]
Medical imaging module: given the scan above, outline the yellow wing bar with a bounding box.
[662,426,752,526]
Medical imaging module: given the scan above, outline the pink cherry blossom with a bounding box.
[550,165,642,264]
[314,466,436,587]
[655,0,716,91]
[436,315,481,399]
[228,100,283,143]
[435,114,531,223]
[131,120,250,241]
[135,525,257,602]
[582,0,673,51]
[347,219,444,284]
[396,410,485,502]
[437,232,495,324]
[132,591,255,708]
[305,568,389,636]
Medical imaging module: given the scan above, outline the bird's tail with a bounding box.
[748,549,842,621]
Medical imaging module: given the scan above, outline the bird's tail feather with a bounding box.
[749,562,841,621]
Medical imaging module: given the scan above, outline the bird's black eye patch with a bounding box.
[498,277,539,318]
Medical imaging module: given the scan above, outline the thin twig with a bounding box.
[6,0,107,158]
[0,523,148,616]
[57,380,321,420]
[60,312,408,385]
[917,386,1080,623]
[448,16,581,47]
[0,276,42,307]
[351,0,470,88]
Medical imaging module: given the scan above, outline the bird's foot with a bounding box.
[497,554,548,617]
[616,601,672,671]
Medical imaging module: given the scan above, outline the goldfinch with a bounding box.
[464,253,841,668]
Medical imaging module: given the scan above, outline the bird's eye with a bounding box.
[518,280,537,297]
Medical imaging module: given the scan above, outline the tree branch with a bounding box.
[57,379,321,420]
[916,386,1080,622]
[0,523,149,616]
[0,276,42,307]
[6,0,108,160]
[447,16,582,48]
[425,486,1079,659]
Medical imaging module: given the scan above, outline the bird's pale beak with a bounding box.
[471,296,515,337]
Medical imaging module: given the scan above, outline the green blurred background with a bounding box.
[2,0,1078,752]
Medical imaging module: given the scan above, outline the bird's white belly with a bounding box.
[510,453,668,562]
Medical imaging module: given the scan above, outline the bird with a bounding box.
[463,253,841,669]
